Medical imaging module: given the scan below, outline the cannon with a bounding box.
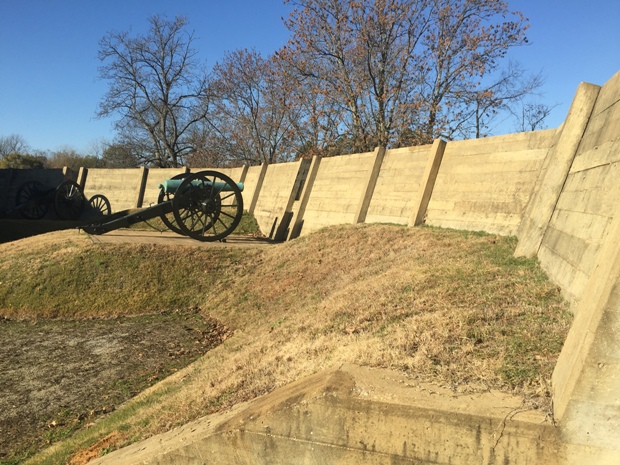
[6,180,112,220]
[82,170,244,242]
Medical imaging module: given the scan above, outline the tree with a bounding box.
[184,120,234,168]
[277,52,352,157]
[420,0,529,141]
[100,143,140,168]
[282,0,432,152]
[281,0,531,150]
[449,61,546,138]
[0,134,30,159]
[208,49,299,165]
[47,148,101,170]
[513,101,557,132]
[0,153,47,169]
[97,15,210,167]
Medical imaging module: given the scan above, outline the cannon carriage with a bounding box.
[82,170,244,242]
[6,179,111,220]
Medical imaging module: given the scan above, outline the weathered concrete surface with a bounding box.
[252,160,307,240]
[366,145,430,225]
[91,365,562,465]
[244,164,268,216]
[409,139,445,227]
[426,130,555,236]
[534,76,620,308]
[551,164,620,464]
[298,150,377,236]
[353,146,386,224]
[515,82,600,258]
[82,168,146,212]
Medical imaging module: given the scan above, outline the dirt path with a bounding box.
[0,309,230,462]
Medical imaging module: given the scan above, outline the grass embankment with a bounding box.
[0,224,571,464]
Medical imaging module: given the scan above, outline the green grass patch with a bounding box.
[126,210,262,237]
[0,243,251,319]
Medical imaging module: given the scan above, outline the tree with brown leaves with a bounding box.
[281,0,531,151]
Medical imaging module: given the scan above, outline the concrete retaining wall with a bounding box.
[0,168,74,218]
[540,76,620,306]
[542,73,620,463]
[252,160,307,240]
[91,365,566,465]
[425,130,555,236]
[82,168,146,212]
[242,165,266,215]
[365,145,431,225]
[298,150,378,235]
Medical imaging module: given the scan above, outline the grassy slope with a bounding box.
[0,224,571,464]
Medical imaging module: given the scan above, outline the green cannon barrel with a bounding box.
[159,178,244,194]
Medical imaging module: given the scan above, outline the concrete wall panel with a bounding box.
[241,165,264,213]
[83,168,144,212]
[253,161,303,237]
[425,131,554,236]
[300,151,376,235]
[538,74,620,308]
[365,145,430,225]
[141,168,187,208]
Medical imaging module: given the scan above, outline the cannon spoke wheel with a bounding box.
[16,180,49,220]
[172,170,243,242]
[88,194,112,217]
[54,181,86,220]
[158,172,188,235]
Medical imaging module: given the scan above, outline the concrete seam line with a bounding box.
[236,429,418,460]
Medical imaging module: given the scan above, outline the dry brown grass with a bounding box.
[16,224,570,465]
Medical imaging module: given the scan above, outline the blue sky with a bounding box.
[1,0,619,154]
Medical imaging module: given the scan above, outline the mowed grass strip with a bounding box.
[0,224,571,465]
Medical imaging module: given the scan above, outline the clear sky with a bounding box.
[1,0,619,154]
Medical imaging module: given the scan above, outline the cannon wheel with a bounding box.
[172,170,243,242]
[158,172,188,235]
[54,181,86,220]
[16,180,49,219]
[88,194,112,217]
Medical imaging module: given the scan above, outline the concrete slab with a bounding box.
[90,365,562,465]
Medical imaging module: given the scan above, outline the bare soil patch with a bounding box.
[0,308,230,464]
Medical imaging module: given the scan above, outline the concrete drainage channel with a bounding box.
[91,365,565,465]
